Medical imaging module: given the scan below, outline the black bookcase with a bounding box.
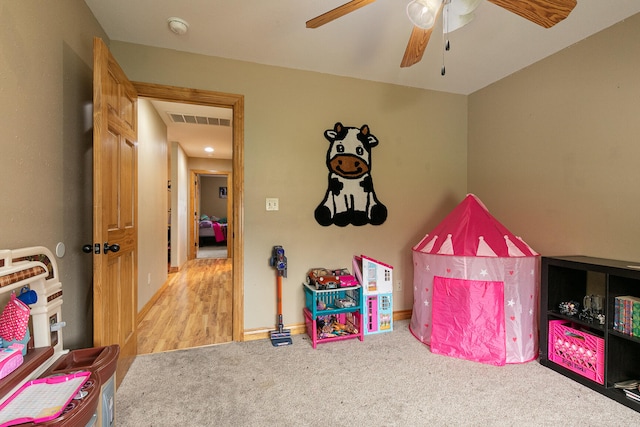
[540,256,640,412]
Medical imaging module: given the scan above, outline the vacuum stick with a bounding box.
[269,246,292,346]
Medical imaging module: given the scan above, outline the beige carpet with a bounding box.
[116,320,640,426]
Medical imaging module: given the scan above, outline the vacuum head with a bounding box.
[270,316,292,346]
[270,329,292,347]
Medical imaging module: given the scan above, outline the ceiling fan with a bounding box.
[306,0,578,68]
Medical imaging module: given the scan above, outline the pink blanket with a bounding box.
[213,222,225,242]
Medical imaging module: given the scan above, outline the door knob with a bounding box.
[83,243,101,254]
[104,243,120,253]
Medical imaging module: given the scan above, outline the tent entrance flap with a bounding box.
[430,276,506,366]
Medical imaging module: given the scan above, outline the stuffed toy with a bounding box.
[315,122,387,227]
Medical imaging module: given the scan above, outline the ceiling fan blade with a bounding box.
[400,26,434,68]
[487,0,577,28]
[400,1,444,68]
[306,0,377,28]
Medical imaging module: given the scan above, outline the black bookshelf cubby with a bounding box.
[540,256,640,412]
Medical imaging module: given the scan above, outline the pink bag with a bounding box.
[0,293,30,341]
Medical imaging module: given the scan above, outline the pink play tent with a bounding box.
[409,194,540,365]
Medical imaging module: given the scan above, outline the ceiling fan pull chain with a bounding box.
[444,0,450,51]
[441,0,450,76]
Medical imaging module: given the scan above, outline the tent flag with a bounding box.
[476,236,497,257]
[506,236,526,257]
[436,234,454,255]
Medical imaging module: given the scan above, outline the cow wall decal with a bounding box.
[315,122,387,227]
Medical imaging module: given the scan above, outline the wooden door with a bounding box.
[92,37,138,387]
[189,173,200,260]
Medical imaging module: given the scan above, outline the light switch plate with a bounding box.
[266,198,279,211]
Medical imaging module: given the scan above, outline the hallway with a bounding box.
[137,258,233,354]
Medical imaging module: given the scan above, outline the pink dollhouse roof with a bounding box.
[413,194,538,257]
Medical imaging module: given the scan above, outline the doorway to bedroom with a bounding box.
[194,172,230,259]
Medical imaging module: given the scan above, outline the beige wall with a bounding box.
[110,41,468,329]
[137,99,169,311]
[0,1,107,348]
[170,142,190,269]
[189,158,232,172]
[468,13,640,262]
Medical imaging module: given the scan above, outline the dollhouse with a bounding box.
[353,255,393,335]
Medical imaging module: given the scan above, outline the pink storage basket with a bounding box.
[548,320,604,384]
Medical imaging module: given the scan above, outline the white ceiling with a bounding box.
[86,0,640,157]
[149,99,233,159]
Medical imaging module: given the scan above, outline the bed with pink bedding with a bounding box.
[199,219,227,245]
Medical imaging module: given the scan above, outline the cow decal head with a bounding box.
[315,122,387,227]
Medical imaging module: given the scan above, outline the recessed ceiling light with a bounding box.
[204,147,214,153]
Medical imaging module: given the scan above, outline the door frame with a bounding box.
[133,82,244,342]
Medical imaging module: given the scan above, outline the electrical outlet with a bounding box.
[395,279,403,292]
[266,198,279,211]
[147,273,151,285]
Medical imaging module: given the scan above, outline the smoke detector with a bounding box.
[167,17,189,36]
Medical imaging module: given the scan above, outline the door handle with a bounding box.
[83,243,101,254]
[104,243,120,254]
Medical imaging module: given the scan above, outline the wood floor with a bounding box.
[137,258,233,355]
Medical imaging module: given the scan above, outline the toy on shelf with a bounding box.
[0,343,24,380]
[317,314,359,339]
[306,267,358,290]
[335,297,356,308]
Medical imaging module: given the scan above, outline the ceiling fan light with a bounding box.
[448,0,482,16]
[406,0,437,29]
[446,12,475,32]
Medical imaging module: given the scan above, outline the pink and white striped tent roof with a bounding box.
[410,194,540,365]
[413,193,538,258]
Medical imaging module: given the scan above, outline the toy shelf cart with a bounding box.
[303,282,364,349]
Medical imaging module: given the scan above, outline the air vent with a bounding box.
[168,113,231,126]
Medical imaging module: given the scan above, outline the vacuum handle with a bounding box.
[276,274,283,319]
